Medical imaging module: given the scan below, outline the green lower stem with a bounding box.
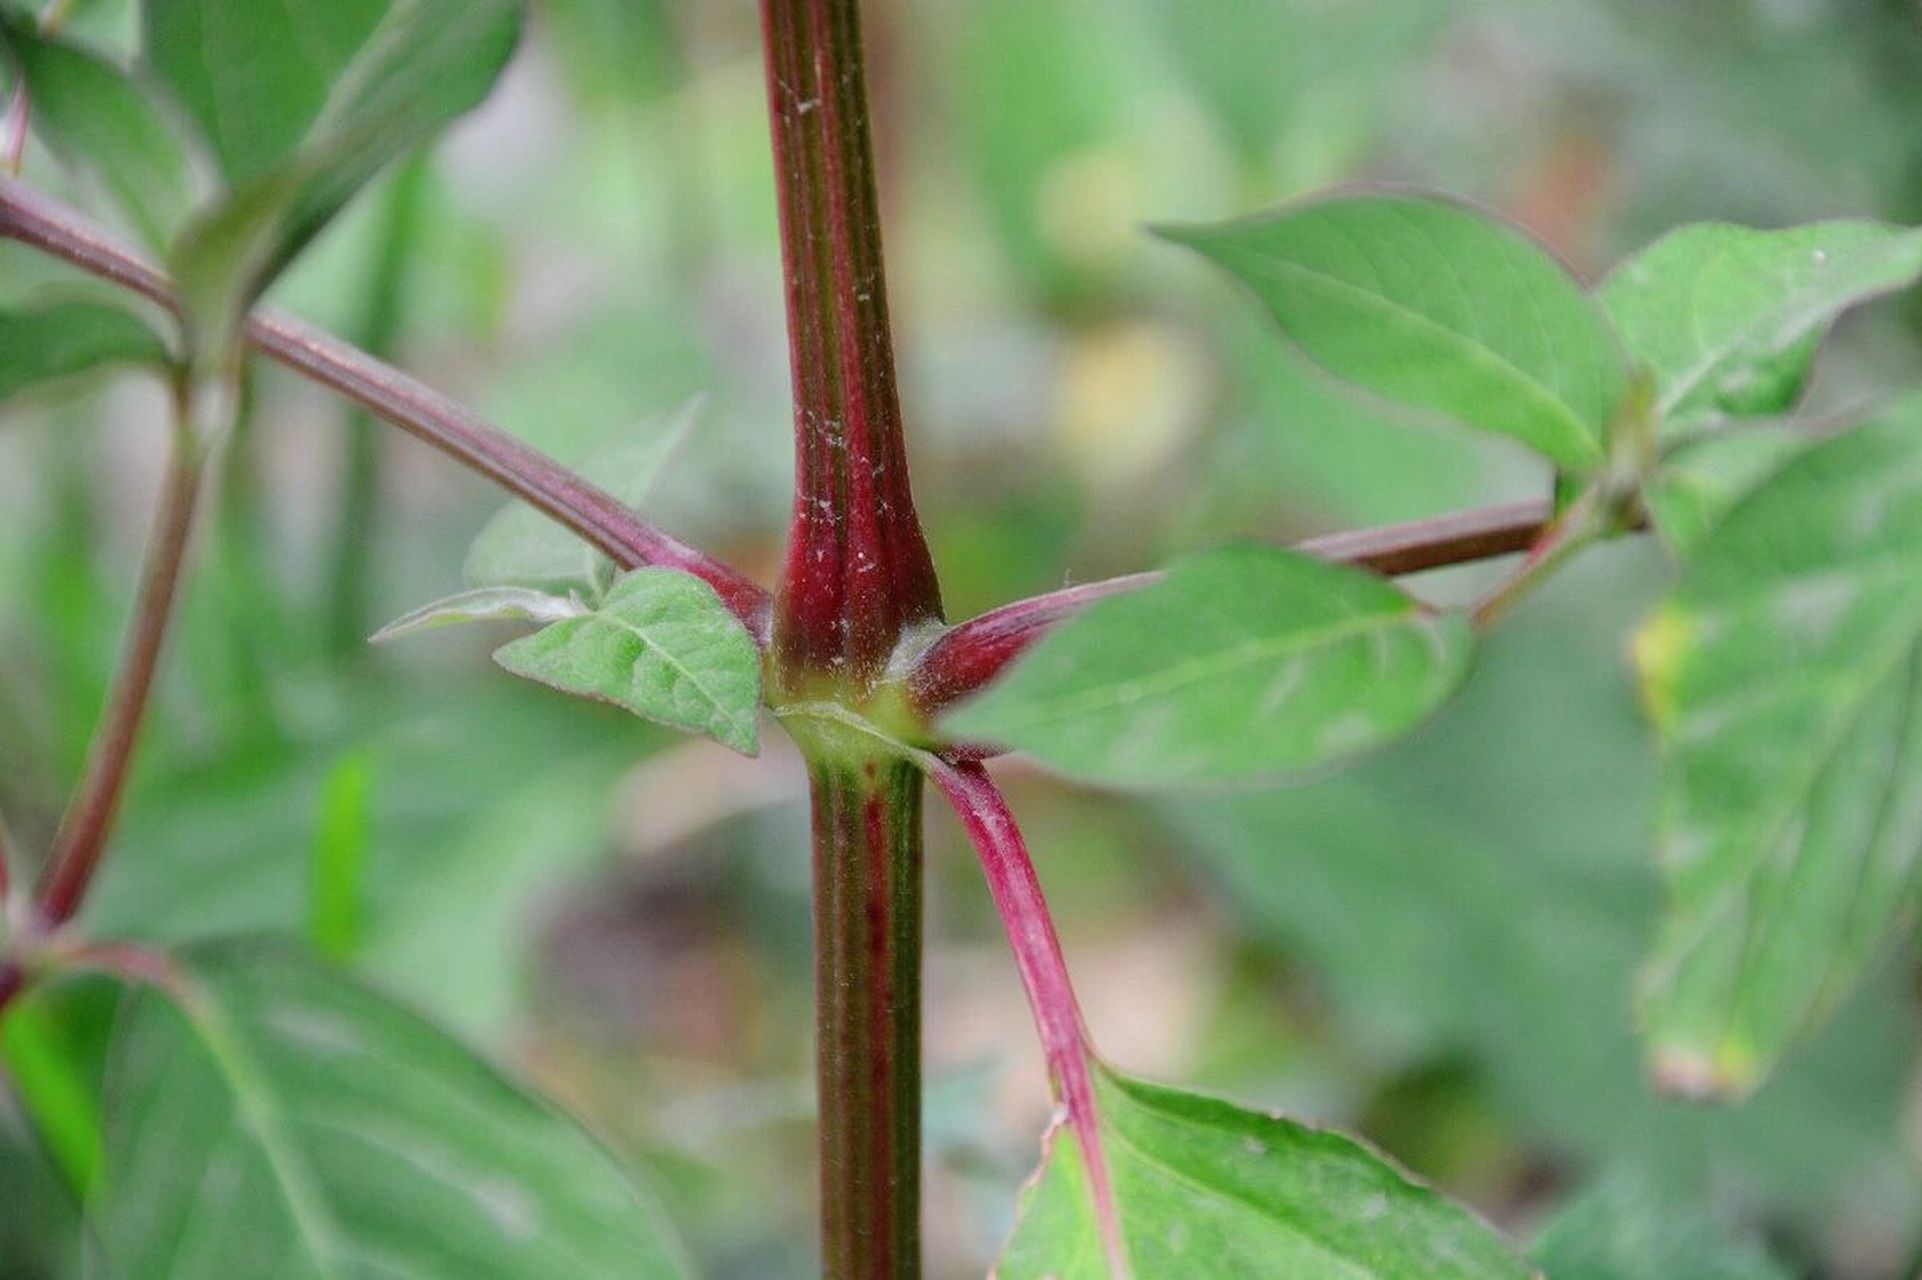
[807,755,922,1279]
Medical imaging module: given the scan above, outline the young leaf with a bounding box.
[465,399,699,592]
[0,17,196,249]
[147,0,521,348]
[999,1066,1532,1279]
[1161,193,1629,471]
[91,940,694,1279]
[371,586,587,644]
[1636,398,1922,1098]
[494,568,761,755]
[0,301,169,403]
[1642,426,1807,558]
[1530,1176,1792,1280]
[1600,222,1922,431]
[943,547,1472,787]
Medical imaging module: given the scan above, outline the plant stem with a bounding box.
[1469,491,1608,631]
[757,0,940,1270]
[760,0,941,692]
[328,152,428,657]
[908,499,1557,713]
[925,758,1128,1279]
[0,176,772,637]
[37,389,204,929]
[807,756,923,1277]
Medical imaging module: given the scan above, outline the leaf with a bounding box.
[1164,544,1920,1225]
[943,546,1472,787]
[1635,398,1922,1098]
[465,399,698,592]
[148,0,521,348]
[1530,1175,1793,1280]
[0,301,169,403]
[999,1065,1532,1279]
[0,994,103,1199]
[1161,193,1629,470]
[0,17,197,250]
[307,750,375,962]
[1600,221,1922,431]
[91,940,694,1279]
[371,586,587,644]
[494,568,761,755]
[1642,426,1808,558]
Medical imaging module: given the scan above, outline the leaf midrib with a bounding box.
[590,599,755,745]
[975,606,1432,735]
[1240,251,1606,467]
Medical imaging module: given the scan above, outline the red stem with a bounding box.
[925,757,1128,1279]
[0,177,772,637]
[909,499,1552,713]
[37,418,202,929]
[761,0,941,688]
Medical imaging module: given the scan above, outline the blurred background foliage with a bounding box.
[4,0,1922,1276]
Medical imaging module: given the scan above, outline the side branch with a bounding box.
[924,757,1128,1279]
[38,419,201,929]
[908,499,1552,712]
[0,177,772,636]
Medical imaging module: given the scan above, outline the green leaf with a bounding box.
[0,301,169,403]
[371,586,587,644]
[1600,222,1922,431]
[494,567,761,755]
[149,0,521,348]
[91,940,694,1278]
[0,16,197,249]
[1162,193,1629,470]
[1164,544,1920,1224]
[0,995,103,1199]
[944,547,1472,787]
[1530,1175,1792,1280]
[1642,426,1808,558]
[999,1066,1531,1279]
[307,749,374,963]
[1635,397,1922,1098]
[465,399,698,593]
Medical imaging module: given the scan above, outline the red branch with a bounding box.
[926,757,1129,1278]
[0,177,772,637]
[908,499,1551,712]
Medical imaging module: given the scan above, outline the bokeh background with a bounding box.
[4,1,1922,1276]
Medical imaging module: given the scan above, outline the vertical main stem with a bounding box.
[808,757,923,1278]
[758,0,939,1273]
[761,0,941,691]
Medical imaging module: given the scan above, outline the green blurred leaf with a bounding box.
[1530,1175,1792,1280]
[372,586,587,644]
[0,15,196,249]
[1635,399,1922,1098]
[1162,194,1628,470]
[945,547,1472,787]
[0,996,103,1199]
[307,749,374,962]
[465,399,697,594]
[0,301,168,404]
[999,1065,1531,1278]
[90,941,694,1278]
[1166,544,1919,1226]
[1600,222,1922,432]
[1642,426,1807,558]
[1142,0,1454,182]
[494,568,760,756]
[148,0,521,350]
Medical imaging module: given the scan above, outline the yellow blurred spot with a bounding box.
[1038,145,1143,271]
[1632,605,1693,730]
[1649,1038,1757,1103]
[1053,322,1207,491]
